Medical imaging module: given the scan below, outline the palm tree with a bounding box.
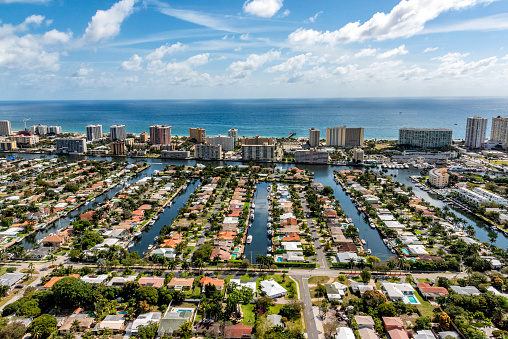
[358,258,366,270]
[348,258,356,274]
[387,259,396,273]
[168,260,177,272]
[97,258,106,271]
[195,258,205,273]
[182,261,190,271]
[28,262,34,278]
[47,253,56,266]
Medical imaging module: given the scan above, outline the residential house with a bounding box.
[106,276,137,287]
[138,277,165,288]
[381,282,417,304]
[200,277,224,292]
[450,285,481,295]
[383,317,408,339]
[325,282,347,301]
[335,327,355,339]
[93,315,125,333]
[350,281,374,295]
[413,330,436,339]
[151,248,177,260]
[260,278,287,299]
[157,307,195,337]
[0,273,25,288]
[126,312,162,335]
[266,314,283,328]
[59,315,95,333]
[167,277,194,291]
[229,279,257,296]
[224,323,253,339]
[43,274,80,289]
[355,315,379,339]
[80,274,108,285]
[417,283,449,301]
[210,247,232,262]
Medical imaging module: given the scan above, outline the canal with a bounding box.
[129,180,201,256]
[244,182,269,263]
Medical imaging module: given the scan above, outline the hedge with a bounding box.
[274,262,317,268]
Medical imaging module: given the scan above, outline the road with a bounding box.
[299,192,328,269]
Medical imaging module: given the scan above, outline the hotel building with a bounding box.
[398,128,453,148]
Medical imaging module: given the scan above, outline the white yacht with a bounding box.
[246,235,253,244]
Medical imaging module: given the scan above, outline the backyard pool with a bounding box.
[407,295,420,304]
[401,248,410,255]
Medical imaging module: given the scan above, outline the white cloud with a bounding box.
[275,66,330,84]
[265,53,312,73]
[155,0,233,32]
[423,47,439,53]
[240,33,249,40]
[355,48,378,58]
[422,13,508,34]
[433,56,497,78]
[120,54,142,71]
[0,15,68,71]
[288,0,493,45]
[147,53,209,76]
[146,42,185,61]
[306,11,323,23]
[72,67,93,77]
[377,45,408,59]
[81,0,137,44]
[228,50,280,78]
[332,64,357,75]
[243,0,283,18]
[433,52,469,63]
[280,9,290,18]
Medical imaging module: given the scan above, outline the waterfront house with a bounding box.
[151,247,177,260]
[381,282,417,304]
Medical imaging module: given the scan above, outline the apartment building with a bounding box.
[0,120,11,136]
[465,116,487,149]
[110,125,126,141]
[241,144,275,161]
[12,134,39,146]
[86,124,103,141]
[241,136,274,146]
[326,126,346,146]
[195,144,222,160]
[31,124,47,136]
[110,141,126,155]
[398,128,453,148]
[455,187,507,206]
[189,127,206,143]
[309,128,320,148]
[0,140,17,151]
[48,126,62,135]
[429,168,449,188]
[206,135,234,151]
[160,151,190,159]
[228,128,239,145]
[490,116,508,147]
[294,149,329,164]
[352,149,364,163]
[56,138,87,154]
[150,125,172,145]
[345,127,364,147]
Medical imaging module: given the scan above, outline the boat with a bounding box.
[347,218,353,223]
[148,244,153,250]
[246,235,253,244]
[148,220,155,226]
[250,214,254,221]
[367,249,372,254]
[267,246,272,252]
[361,239,366,245]
[252,203,255,209]
[369,223,376,229]
[391,249,396,253]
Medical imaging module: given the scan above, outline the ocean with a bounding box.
[1,97,507,139]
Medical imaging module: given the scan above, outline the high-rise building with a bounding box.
[150,125,172,145]
[0,120,11,136]
[490,116,508,146]
[241,136,274,145]
[0,140,17,151]
[189,128,206,143]
[12,134,39,146]
[352,149,365,163]
[241,144,275,161]
[326,126,346,146]
[465,116,487,149]
[110,141,126,155]
[309,128,320,148]
[195,144,222,160]
[139,131,148,143]
[56,138,87,154]
[47,126,62,135]
[345,128,364,147]
[110,125,126,141]
[228,128,239,145]
[206,135,234,152]
[31,125,47,136]
[294,149,329,164]
[86,124,103,141]
[398,128,453,148]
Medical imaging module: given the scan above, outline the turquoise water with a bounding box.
[2,98,508,139]
[407,295,418,304]
[401,248,409,255]
[277,258,282,262]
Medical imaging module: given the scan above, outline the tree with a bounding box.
[378,302,397,317]
[0,321,26,339]
[280,302,303,321]
[178,320,193,339]
[137,322,158,339]
[360,270,371,283]
[29,314,57,339]
[52,277,91,307]
[28,262,34,278]
[47,254,56,266]
[167,260,177,271]
[70,319,80,333]
[135,286,159,305]
[438,312,451,330]
[415,316,431,330]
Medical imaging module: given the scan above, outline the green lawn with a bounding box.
[256,275,298,300]
[415,290,435,318]
[241,304,255,326]
[240,273,256,281]
[308,276,329,285]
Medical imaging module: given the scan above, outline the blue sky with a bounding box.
[1,0,508,99]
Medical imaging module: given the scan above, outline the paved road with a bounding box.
[299,192,328,269]
[295,276,321,339]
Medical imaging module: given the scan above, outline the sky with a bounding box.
[1,0,508,100]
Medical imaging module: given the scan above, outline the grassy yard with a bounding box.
[256,275,298,300]
[241,304,255,326]
[415,290,435,318]
[240,273,256,281]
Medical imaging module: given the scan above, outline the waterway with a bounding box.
[384,167,508,249]
[14,154,508,257]
[128,180,200,256]
[244,182,269,263]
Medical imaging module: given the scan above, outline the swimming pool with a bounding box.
[232,253,238,259]
[401,248,410,255]
[277,258,282,262]
[407,295,419,304]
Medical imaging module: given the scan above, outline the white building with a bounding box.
[455,187,507,206]
[490,116,508,147]
[326,126,346,146]
[207,135,234,151]
[309,127,320,147]
[47,126,62,135]
[0,120,11,136]
[127,312,161,335]
[398,128,453,148]
[241,144,275,161]
[110,125,126,141]
[195,144,222,160]
[228,128,239,145]
[335,327,355,339]
[260,278,287,298]
[465,116,487,149]
[56,138,87,154]
[229,279,256,296]
[86,124,103,141]
[294,149,329,164]
[381,282,418,304]
[31,124,47,136]
[352,149,364,163]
